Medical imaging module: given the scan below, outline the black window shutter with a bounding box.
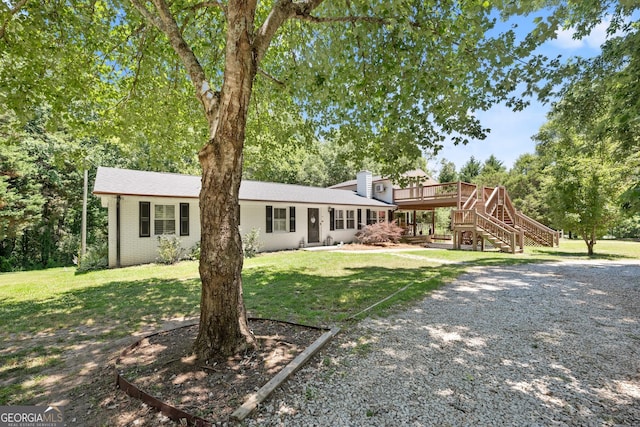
[139,202,150,237]
[357,209,362,230]
[388,210,393,224]
[180,203,190,236]
[289,207,296,232]
[266,205,273,233]
[366,209,371,225]
[329,208,335,231]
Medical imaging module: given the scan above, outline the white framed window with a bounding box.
[273,207,287,232]
[154,204,176,235]
[346,210,355,229]
[335,210,344,229]
[378,210,386,223]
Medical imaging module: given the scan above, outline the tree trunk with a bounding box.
[194,139,255,358]
[583,229,596,256]
[193,1,258,359]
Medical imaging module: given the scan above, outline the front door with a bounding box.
[307,208,320,244]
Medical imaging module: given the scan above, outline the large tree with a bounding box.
[536,121,627,255]
[3,1,632,358]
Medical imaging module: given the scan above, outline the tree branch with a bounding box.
[129,0,164,31]
[0,0,29,41]
[258,68,286,87]
[292,14,386,25]
[130,0,220,120]
[254,0,325,65]
[190,1,227,13]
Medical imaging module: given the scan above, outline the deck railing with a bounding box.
[394,181,477,206]
[393,180,558,249]
[513,211,560,247]
[502,191,559,247]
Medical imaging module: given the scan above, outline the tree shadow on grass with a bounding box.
[0,277,202,407]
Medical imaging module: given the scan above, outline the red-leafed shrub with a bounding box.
[354,222,404,245]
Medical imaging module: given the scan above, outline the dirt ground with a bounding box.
[20,242,423,425]
[63,319,323,426]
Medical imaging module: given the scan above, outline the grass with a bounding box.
[0,238,637,404]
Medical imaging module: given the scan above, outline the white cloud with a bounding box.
[552,19,613,51]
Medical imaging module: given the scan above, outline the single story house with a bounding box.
[93,167,395,267]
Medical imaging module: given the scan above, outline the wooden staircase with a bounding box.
[452,185,559,253]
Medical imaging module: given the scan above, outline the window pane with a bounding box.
[154,205,176,234]
[346,210,355,229]
[274,208,287,232]
[335,210,344,230]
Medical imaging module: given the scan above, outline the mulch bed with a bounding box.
[115,319,324,424]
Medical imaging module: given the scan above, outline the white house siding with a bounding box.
[101,194,200,267]
[239,202,389,252]
[372,180,394,204]
[102,196,390,267]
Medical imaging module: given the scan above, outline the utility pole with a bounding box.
[81,168,88,259]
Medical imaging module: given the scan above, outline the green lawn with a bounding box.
[0,238,637,405]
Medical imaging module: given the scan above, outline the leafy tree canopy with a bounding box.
[437,158,458,183]
[4,1,628,171]
[459,156,482,183]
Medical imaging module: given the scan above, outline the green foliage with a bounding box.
[459,156,482,183]
[77,241,108,273]
[156,235,184,264]
[3,0,592,178]
[545,4,639,214]
[503,153,552,225]
[536,122,625,255]
[610,215,640,239]
[474,155,509,188]
[437,159,458,183]
[0,131,44,241]
[0,107,115,270]
[242,228,263,258]
[187,241,201,261]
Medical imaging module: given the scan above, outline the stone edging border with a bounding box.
[114,318,340,425]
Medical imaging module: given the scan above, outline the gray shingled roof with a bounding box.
[93,167,394,208]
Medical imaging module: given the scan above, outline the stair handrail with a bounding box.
[484,186,501,217]
[453,209,519,253]
[475,211,518,253]
[461,187,478,210]
[502,191,559,247]
[513,211,559,246]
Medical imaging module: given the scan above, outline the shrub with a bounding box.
[187,241,201,260]
[242,228,263,258]
[157,235,184,264]
[76,241,108,273]
[355,222,404,246]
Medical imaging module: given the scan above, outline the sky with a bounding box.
[433,13,612,174]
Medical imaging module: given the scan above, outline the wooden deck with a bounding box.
[393,181,559,253]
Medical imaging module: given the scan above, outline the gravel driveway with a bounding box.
[248,260,640,426]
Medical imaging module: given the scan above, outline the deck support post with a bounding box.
[413,210,417,236]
